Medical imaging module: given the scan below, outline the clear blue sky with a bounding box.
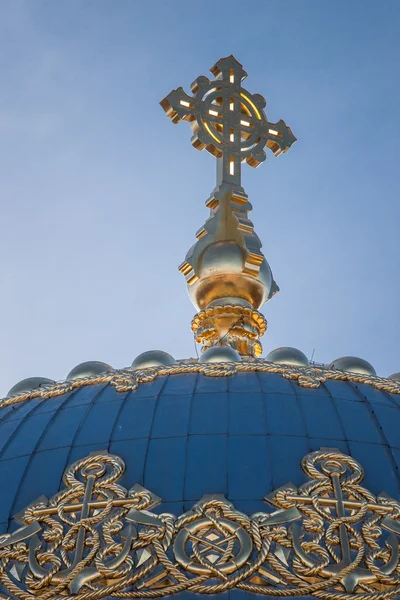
[1,0,399,395]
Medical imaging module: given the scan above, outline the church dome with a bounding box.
[1,363,400,599]
[1,55,400,600]
[1,367,400,531]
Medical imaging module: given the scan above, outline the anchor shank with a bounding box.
[74,474,95,564]
[332,472,351,566]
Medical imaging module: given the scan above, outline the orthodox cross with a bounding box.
[161,55,296,191]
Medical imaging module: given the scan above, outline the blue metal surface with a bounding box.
[1,371,400,540]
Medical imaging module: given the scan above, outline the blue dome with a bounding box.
[1,369,400,535]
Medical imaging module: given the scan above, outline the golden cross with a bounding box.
[161,55,296,192]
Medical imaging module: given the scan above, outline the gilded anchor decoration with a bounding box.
[2,449,400,599]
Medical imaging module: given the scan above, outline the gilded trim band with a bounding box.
[1,360,399,410]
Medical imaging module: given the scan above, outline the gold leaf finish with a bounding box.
[161,56,295,356]
[1,360,399,411]
[2,449,400,599]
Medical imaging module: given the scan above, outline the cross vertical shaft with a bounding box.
[331,472,351,566]
[214,61,243,191]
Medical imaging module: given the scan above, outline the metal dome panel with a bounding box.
[1,371,400,536]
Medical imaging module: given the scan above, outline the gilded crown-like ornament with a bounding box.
[161,56,296,357]
[2,448,400,600]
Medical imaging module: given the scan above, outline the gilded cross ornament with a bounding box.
[2,448,400,600]
[161,56,296,358]
[161,55,296,192]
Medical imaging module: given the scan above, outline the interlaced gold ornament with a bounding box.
[1,449,400,599]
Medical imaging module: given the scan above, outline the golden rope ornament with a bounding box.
[1,449,400,599]
[1,359,399,411]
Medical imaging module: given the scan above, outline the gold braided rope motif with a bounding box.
[1,449,400,600]
[1,360,399,411]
